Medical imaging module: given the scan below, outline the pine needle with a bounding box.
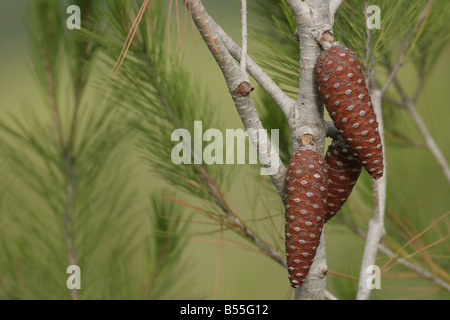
[111,0,151,75]
[382,211,450,272]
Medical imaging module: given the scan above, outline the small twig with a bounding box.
[350,221,450,291]
[381,0,434,96]
[380,43,408,97]
[412,60,426,103]
[240,0,248,73]
[406,100,450,184]
[382,43,450,184]
[383,95,407,109]
[215,25,295,121]
[392,77,450,185]
[356,70,386,300]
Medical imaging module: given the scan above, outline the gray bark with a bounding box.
[182,0,287,199]
[356,72,386,300]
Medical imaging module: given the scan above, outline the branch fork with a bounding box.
[183,0,345,300]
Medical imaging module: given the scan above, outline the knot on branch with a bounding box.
[301,133,315,147]
[233,81,254,97]
[295,127,321,152]
[317,264,328,279]
[311,25,336,50]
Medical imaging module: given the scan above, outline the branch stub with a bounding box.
[233,81,254,97]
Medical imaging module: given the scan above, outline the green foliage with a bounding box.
[1,0,448,300]
[90,0,233,204]
[408,0,450,73]
[334,1,424,68]
[334,0,450,75]
[329,268,359,300]
[0,0,194,300]
[252,0,299,97]
[252,0,450,91]
[141,190,195,299]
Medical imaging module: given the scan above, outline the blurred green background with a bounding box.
[0,0,449,300]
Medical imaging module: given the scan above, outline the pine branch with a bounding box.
[141,190,196,299]
[380,0,434,96]
[240,0,248,73]
[66,0,96,155]
[404,103,450,185]
[0,0,149,299]
[30,0,79,299]
[216,25,295,121]
[95,0,289,275]
[381,44,450,186]
[390,76,450,185]
[333,1,432,70]
[175,0,289,266]
[355,69,386,300]
[182,0,287,200]
[285,0,340,300]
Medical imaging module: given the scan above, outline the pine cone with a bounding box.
[315,43,384,180]
[285,149,328,288]
[324,139,362,222]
